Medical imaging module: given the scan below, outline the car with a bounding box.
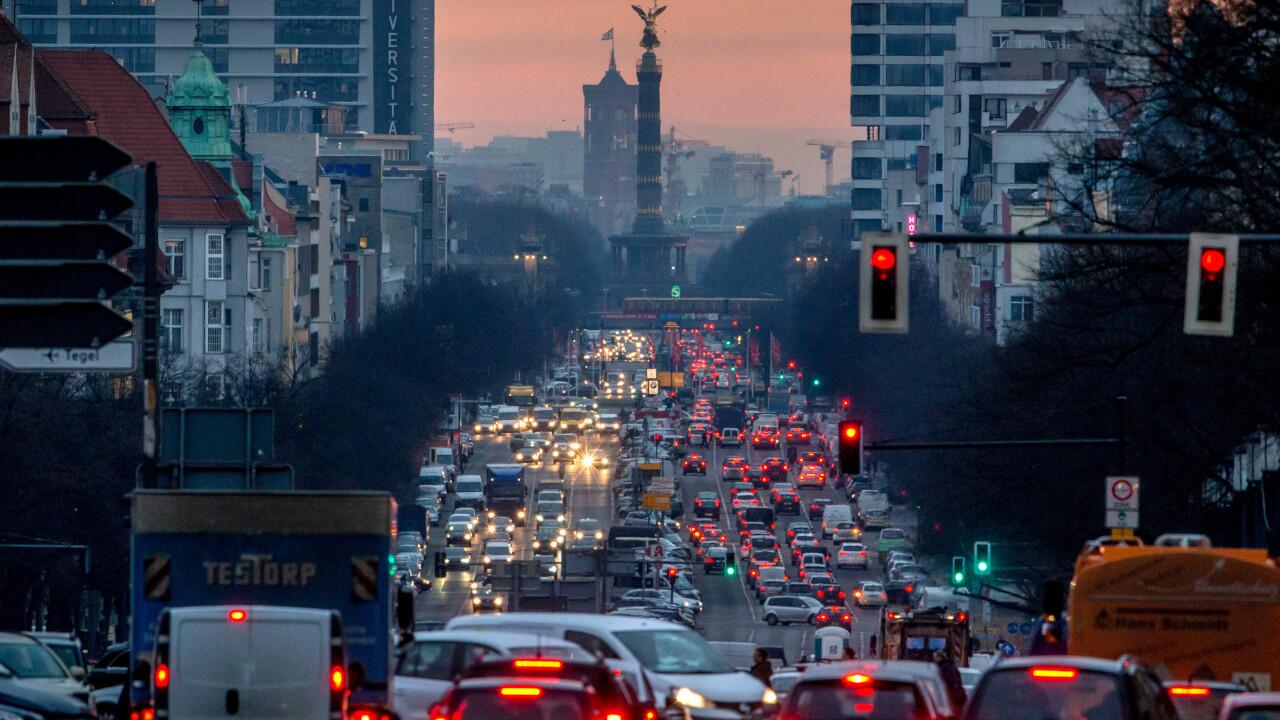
[760,457,789,483]
[481,540,513,569]
[785,424,812,445]
[445,521,473,546]
[832,521,863,543]
[755,578,787,600]
[781,662,946,720]
[751,431,779,450]
[1160,680,1247,720]
[693,491,722,519]
[1216,691,1280,720]
[809,577,846,604]
[621,588,703,614]
[791,539,828,566]
[443,546,471,572]
[731,489,761,510]
[532,522,566,551]
[877,527,911,556]
[572,518,604,549]
[786,521,814,541]
[814,606,853,629]
[773,490,801,514]
[761,595,824,625]
[808,497,833,520]
[0,632,92,707]
[888,562,929,583]
[964,656,1179,720]
[860,507,892,529]
[487,515,515,537]
[854,580,888,607]
[687,424,710,446]
[470,585,506,613]
[795,466,827,489]
[781,581,817,599]
[795,451,829,468]
[837,542,871,569]
[513,441,543,464]
[719,427,743,447]
[596,413,622,434]
[24,632,86,680]
[682,454,708,475]
[721,456,748,480]
[534,499,566,525]
[798,553,828,579]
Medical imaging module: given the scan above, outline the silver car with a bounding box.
[761,595,824,626]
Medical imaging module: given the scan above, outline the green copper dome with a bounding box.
[167,48,229,110]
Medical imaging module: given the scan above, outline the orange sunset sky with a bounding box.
[436,1,853,195]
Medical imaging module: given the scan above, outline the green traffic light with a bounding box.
[812,378,820,387]
[726,566,736,576]
[953,572,965,584]
[977,561,989,573]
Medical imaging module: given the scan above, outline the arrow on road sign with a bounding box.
[0,263,134,299]
[0,223,133,261]
[0,303,134,349]
[0,135,133,182]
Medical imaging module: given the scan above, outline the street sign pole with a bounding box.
[142,162,160,489]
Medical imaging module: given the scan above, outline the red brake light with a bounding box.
[1031,668,1079,681]
[904,584,913,592]
[514,659,563,670]
[1168,687,1211,697]
[843,673,873,685]
[330,666,346,692]
[854,703,875,713]
[842,613,852,622]
[500,687,544,697]
[607,714,624,720]
[228,609,248,622]
[155,663,170,689]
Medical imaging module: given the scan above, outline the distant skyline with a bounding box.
[436,1,851,196]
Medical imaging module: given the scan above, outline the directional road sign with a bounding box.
[644,378,660,395]
[0,136,135,350]
[0,340,135,373]
[642,492,671,511]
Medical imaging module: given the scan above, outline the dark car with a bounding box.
[810,578,847,604]
[433,677,628,720]
[814,606,853,629]
[807,497,833,520]
[693,491,722,520]
[774,490,801,515]
[781,581,816,599]
[965,657,1179,720]
[761,457,790,483]
[0,671,95,720]
[782,663,944,720]
[884,580,920,606]
[682,454,708,475]
[1162,681,1247,720]
[847,480,874,502]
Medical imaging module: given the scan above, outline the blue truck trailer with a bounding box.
[484,463,528,526]
[129,491,397,717]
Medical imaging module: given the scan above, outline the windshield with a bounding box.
[971,670,1125,720]
[533,409,556,419]
[881,529,904,539]
[457,480,482,493]
[499,409,519,420]
[562,410,587,420]
[0,642,68,678]
[790,681,921,720]
[613,629,733,674]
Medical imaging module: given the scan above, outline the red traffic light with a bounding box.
[870,248,897,271]
[787,360,796,370]
[1200,248,1225,274]
[843,426,859,440]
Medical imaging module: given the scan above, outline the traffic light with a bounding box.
[0,137,135,350]
[841,397,851,411]
[951,556,966,586]
[1184,232,1239,336]
[837,420,863,476]
[811,377,821,387]
[787,360,796,370]
[859,232,910,334]
[973,542,992,575]
[725,549,737,576]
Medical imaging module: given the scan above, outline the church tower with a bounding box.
[166,32,232,166]
[583,47,638,236]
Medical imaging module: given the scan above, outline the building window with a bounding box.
[206,233,225,280]
[992,31,1013,48]
[984,97,1007,119]
[853,157,883,179]
[885,64,927,86]
[205,301,226,354]
[928,65,944,86]
[1068,162,1085,175]
[855,219,884,237]
[1010,295,1034,321]
[953,127,962,146]
[934,152,943,171]
[851,94,880,117]
[252,318,265,354]
[18,18,57,43]
[896,189,904,206]
[852,64,881,86]
[69,0,155,15]
[885,34,927,55]
[929,34,956,55]
[970,305,982,328]
[885,124,924,141]
[852,188,883,210]
[952,95,962,113]
[164,239,185,280]
[935,183,943,202]
[274,19,359,45]
[1013,162,1050,183]
[260,256,273,290]
[17,0,59,15]
[358,197,369,212]
[885,3,926,23]
[310,288,320,317]
[852,3,881,24]
[927,3,964,24]
[851,34,881,55]
[249,252,262,291]
[1002,0,1062,15]
[276,0,360,15]
[934,215,943,232]
[885,94,928,117]
[854,124,881,141]
[161,308,183,353]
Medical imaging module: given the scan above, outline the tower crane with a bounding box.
[805,139,849,196]
[435,122,476,133]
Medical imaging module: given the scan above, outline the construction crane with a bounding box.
[805,139,848,196]
[436,122,476,133]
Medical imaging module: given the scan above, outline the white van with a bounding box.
[446,612,773,716]
[753,414,779,432]
[452,475,485,510]
[154,605,344,720]
[428,446,456,472]
[393,630,589,720]
[857,490,889,515]
[820,504,854,539]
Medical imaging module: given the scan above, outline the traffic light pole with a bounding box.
[141,162,160,489]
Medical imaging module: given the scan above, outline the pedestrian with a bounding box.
[749,648,773,687]
[932,650,967,709]
[869,634,878,658]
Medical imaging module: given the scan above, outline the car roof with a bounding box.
[1222,693,1280,711]
[0,632,41,644]
[987,656,1131,674]
[795,660,936,684]
[411,630,583,648]
[447,611,688,634]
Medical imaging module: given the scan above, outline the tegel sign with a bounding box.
[374,0,414,135]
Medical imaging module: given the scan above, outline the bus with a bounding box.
[505,384,537,409]
[1069,543,1280,689]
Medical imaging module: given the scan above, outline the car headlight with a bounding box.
[575,531,584,539]
[673,687,709,709]
[464,533,472,539]
[484,556,492,564]
[557,514,565,523]
[533,540,541,549]
[536,514,545,522]
[487,510,496,519]
[762,688,778,705]
[517,510,526,519]
[595,531,604,540]
[472,596,481,605]
[474,424,482,432]
[494,595,504,605]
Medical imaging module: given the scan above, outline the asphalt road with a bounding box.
[682,434,913,664]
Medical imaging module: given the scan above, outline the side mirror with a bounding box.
[347,661,366,693]
[0,662,13,679]
[69,666,87,681]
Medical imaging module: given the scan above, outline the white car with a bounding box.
[621,588,703,614]
[452,475,485,510]
[482,541,513,568]
[761,595,824,626]
[854,581,888,607]
[719,428,743,447]
[836,542,870,569]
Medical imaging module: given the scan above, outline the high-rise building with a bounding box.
[849,0,963,239]
[583,48,637,236]
[4,0,431,151]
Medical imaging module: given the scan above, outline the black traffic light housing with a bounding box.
[837,420,863,476]
[951,556,967,586]
[859,232,910,333]
[1184,232,1239,336]
[974,541,992,575]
